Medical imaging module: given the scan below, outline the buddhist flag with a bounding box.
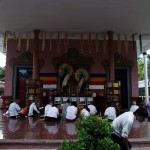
[42,32,46,52]
[49,33,53,52]
[88,33,92,54]
[139,34,142,54]
[17,33,22,52]
[80,33,84,53]
[14,32,18,51]
[125,34,128,54]
[26,33,31,51]
[103,32,107,53]
[95,33,99,53]
[118,34,121,53]
[57,32,60,53]
[64,33,68,53]
[3,32,7,53]
[132,34,135,52]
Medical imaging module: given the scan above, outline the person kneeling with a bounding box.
[66,102,77,121]
[8,99,25,119]
[80,105,90,119]
[44,104,60,121]
[104,102,116,122]
[28,100,40,117]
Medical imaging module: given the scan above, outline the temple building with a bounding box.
[1,1,150,112]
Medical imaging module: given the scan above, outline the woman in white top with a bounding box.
[66,102,77,121]
[45,104,60,121]
[104,102,116,121]
[80,105,90,119]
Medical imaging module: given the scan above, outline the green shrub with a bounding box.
[59,116,120,150]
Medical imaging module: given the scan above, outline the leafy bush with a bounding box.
[59,116,120,150]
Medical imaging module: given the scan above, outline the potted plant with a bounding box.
[59,116,120,150]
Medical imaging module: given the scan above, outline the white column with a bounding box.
[143,52,149,105]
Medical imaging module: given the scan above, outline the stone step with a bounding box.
[130,138,150,148]
[0,139,65,149]
[0,149,57,150]
[0,139,150,149]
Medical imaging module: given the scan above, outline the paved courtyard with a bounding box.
[0,111,149,140]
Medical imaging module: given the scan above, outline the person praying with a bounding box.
[66,102,77,121]
[44,104,60,121]
[44,101,53,117]
[88,101,97,115]
[62,99,70,118]
[104,101,116,122]
[28,99,40,117]
[80,105,90,119]
[7,99,25,118]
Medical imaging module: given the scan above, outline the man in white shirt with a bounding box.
[7,99,22,118]
[66,102,77,121]
[44,104,60,121]
[28,100,40,117]
[44,101,53,117]
[104,102,116,121]
[62,99,70,118]
[111,108,148,150]
[88,102,97,115]
[130,101,139,113]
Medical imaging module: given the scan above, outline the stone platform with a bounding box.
[0,107,150,149]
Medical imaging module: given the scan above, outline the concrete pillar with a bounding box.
[107,31,115,80]
[32,29,40,79]
[143,52,149,105]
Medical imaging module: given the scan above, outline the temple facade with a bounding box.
[4,30,138,110]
